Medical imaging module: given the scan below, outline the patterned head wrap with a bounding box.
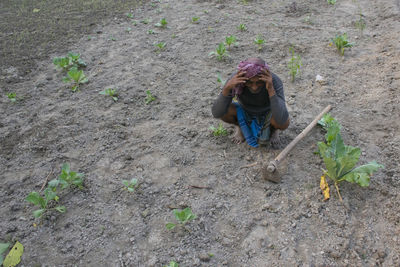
[232,59,270,96]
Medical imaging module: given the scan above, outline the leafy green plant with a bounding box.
[26,188,66,218]
[191,16,200,23]
[254,35,265,50]
[238,23,247,31]
[209,123,228,136]
[288,47,302,82]
[122,178,138,192]
[209,42,228,61]
[317,114,384,201]
[154,41,166,52]
[145,90,156,104]
[164,261,179,267]
[48,163,84,190]
[155,18,168,28]
[166,207,196,230]
[331,33,354,56]
[6,92,17,103]
[99,88,118,101]
[53,52,86,71]
[62,67,88,92]
[327,0,336,4]
[0,243,10,265]
[225,35,238,49]
[126,12,134,19]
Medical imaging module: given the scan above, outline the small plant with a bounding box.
[166,207,196,230]
[164,261,179,267]
[148,29,155,34]
[62,67,88,92]
[26,188,66,218]
[99,88,118,101]
[6,92,17,103]
[288,47,302,82]
[109,36,117,41]
[331,33,354,56]
[238,23,247,31]
[122,178,138,192]
[155,18,168,28]
[327,0,336,4]
[209,123,228,136]
[225,35,238,49]
[53,52,86,71]
[145,90,156,104]
[209,42,228,61]
[355,12,366,33]
[126,27,132,33]
[154,41,166,52]
[126,12,134,19]
[254,35,266,50]
[48,163,85,190]
[191,16,200,23]
[217,72,227,86]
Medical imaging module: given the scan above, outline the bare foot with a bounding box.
[270,128,282,149]
[231,126,245,144]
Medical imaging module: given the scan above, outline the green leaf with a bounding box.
[33,209,45,218]
[26,192,42,206]
[48,179,59,189]
[44,188,57,202]
[166,223,176,230]
[122,180,130,187]
[55,206,66,213]
[318,142,338,181]
[127,187,135,192]
[340,161,384,186]
[336,146,360,177]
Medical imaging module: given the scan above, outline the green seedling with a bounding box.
[0,243,10,265]
[48,163,85,190]
[6,92,17,103]
[254,35,266,50]
[225,35,238,49]
[331,33,354,56]
[148,29,155,34]
[53,52,86,71]
[122,178,138,192]
[109,36,117,41]
[327,0,336,4]
[209,123,228,136]
[126,13,134,19]
[155,18,168,28]
[62,67,88,92]
[126,27,132,33]
[238,23,247,31]
[26,188,66,218]
[166,207,196,230]
[318,113,342,145]
[145,90,156,104]
[164,261,179,267]
[154,41,166,52]
[209,42,228,61]
[132,20,138,26]
[317,113,384,201]
[99,88,118,101]
[141,18,150,24]
[288,47,302,82]
[217,72,227,86]
[191,16,200,23]
[355,12,366,33]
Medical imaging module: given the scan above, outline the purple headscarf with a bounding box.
[232,59,270,96]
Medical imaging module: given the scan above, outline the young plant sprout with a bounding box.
[53,52,86,71]
[126,27,132,33]
[155,18,168,28]
[154,41,166,52]
[122,178,138,192]
[166,207,196,230]
[191,16,200,23]
[26,188,66,218]
[145,90,156,104]
[209,42,228,61]
[225,35,238,49]
[62,67,88,92]
[331,33,354,56]
[238,23,247,31]
[6,92,17,103]
[126,13,134,19]
[288,47,302,82]
[327,0,336,4]
[48,163,85,190]
[209,123,228,136]
[164,261,179,267]
[99,88,118,102]
[254,35,266,50]
[148,29,155,34]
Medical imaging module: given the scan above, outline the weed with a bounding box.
[145,90,156,104]
[288,47,302,82]
[209,42,228,61]
[126,12,134,19]
[191,16,200,23]
[217,72,227,86]
[331,33,354,56]
[0,243,10,265]
[6,92,17,103]
[53,52,86,71]
[225,35,238,49]
[26,188,66,218]
[327,0,336,4]
[122,178,138,192]
[166,207,196,230]
[62,67,88,92]
[238,23,247,31]
[155,18,168,28]
[154,41,166,52]
[99,88,118,102]
[164,261,179,267]
[254,35,266,50]
[209,123,228,136]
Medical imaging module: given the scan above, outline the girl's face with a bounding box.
[245,76,265,94]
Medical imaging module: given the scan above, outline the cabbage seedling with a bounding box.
[62,67,88,92]
[99,88,118,102]
[122,178,138,192]
[225,35,238,49]
[217,72,226,86]
[48,163,85,190]
[126,13,134,19]
[164,261,179,267]
[209,123,228,136]
[191,16,200,23]
[238,23,247,31]
[254,35,265,50]
[327,0,336,4]
[53,52,86,71]
[148,29,155,34]
[166,207,197,230]
[26,188,66,218]
[6,92,17,103]
[331,33,354,56]
[209,42,228,61]
[288,47,302,82]
[154,41,166,52]
[155,18,168,28]
[145,90,156,104]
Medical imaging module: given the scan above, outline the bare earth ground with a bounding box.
[1,0,400,266]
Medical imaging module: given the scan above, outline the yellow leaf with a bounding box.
[33,8,40,13]
[320,175,330,201]
[3,241,24,267]
[33,223,37,227]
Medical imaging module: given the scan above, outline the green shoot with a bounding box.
[48,163,84,190]
[254,35,266,50]
[225,35,238,49]
[191,16,200,23]
[238,23,247,31]
[53,52,86,71]
[6,92,17,103]
[26,188,66,218]
[145,90,156,104]
[355,12,366,34]
[62,67,88,92]
[132,20,138,26]
[99,88,118,102]
[331,33,354,56]
[126,13,134,19]
[155,18,168,28]
[122,178,138,192]
[166,207,197,230]
[0,243,10,265]
[154,41,166,52]
[209,42,228,61]
[209,123,228,136]
[217,72,227,86]
[288,47,302,82]
[327,0,336,4]
[109,36,117,41]
[164,261,179,267]
[148,29,155,34]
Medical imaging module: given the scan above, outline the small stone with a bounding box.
[198,253,211,262]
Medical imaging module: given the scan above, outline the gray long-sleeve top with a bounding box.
[211,72,289,125]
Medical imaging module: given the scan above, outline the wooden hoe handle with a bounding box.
[267,105,332,173]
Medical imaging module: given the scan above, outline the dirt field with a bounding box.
[1,0,400,266]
